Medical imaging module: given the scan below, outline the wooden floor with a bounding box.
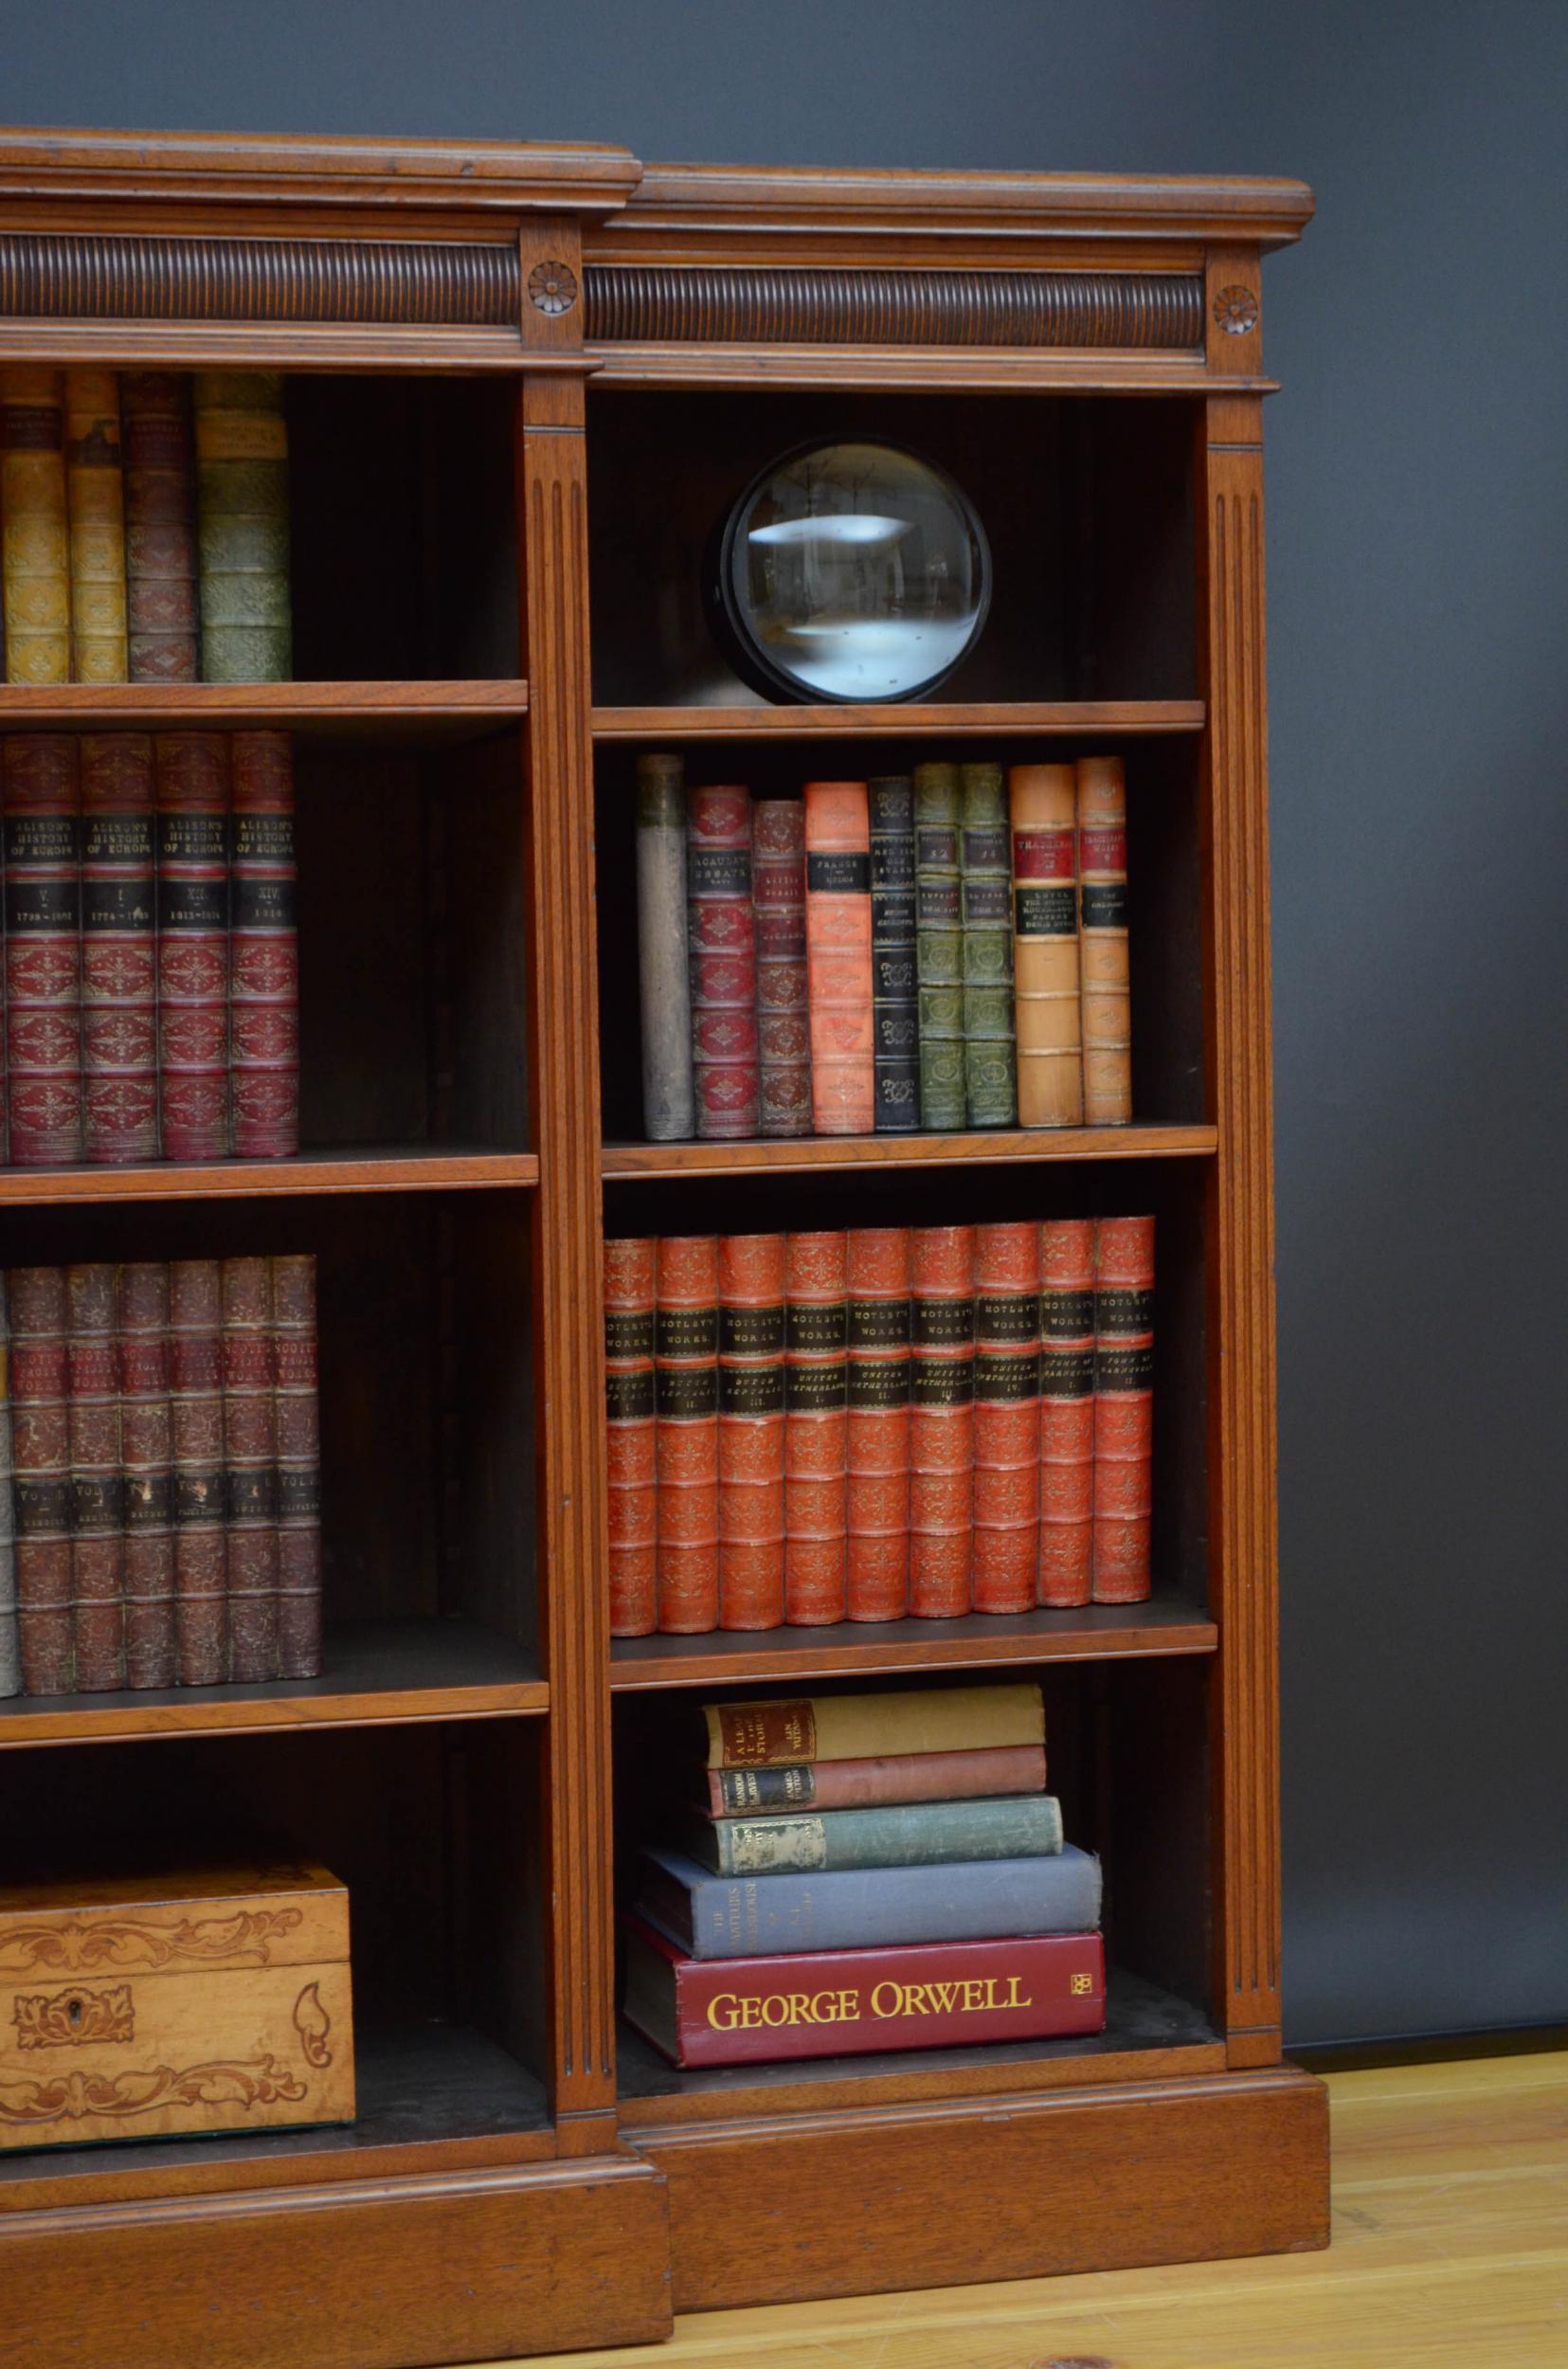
[500,2047,1568,2368]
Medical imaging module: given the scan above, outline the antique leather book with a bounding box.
[703,1680,1044,1767]
[222,1256,279,1682]
[845,1225,910,1622]
[1037,1218,1097,1606]
[66,1262,125,1693]
[1,368,70,685]
[909,1224,975,1616]
[686,785,758,1140]
[1091,1216,1155,1602]
[654,1234,721,1633]
[168,1258,226,1686]
[155,732,230,1163]
[783,1229,848,1625]
[194,371,292,682]
[64,371,129,684]
[1077,756,1132,1124]
[1010,763,1084,1127]
[911,761,965,1130]
[0,1280,18,1695]
[635,753,694,1141]
[117,1261,177,1691]
[229,732,299,1158]
[81,733,159,1165]
[958,764,1017,1127]
[271,1254,323,1679]
[685,1790,1062,1877]
[971,1221,1041,1614]
[716,1233,786,1631]
[121,371,200,682]
[802,783,874,1136]
[751,801,812,1139]
[867,777,920,1132]
[703,1741,1048,1816]
[9,1266,73,1695]
[604,1236,658,1637]
[3,733,83,1166]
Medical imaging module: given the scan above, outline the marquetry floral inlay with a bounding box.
[0,2054,307,2125]
[0,1906,303,1976]
[1214,284,1259,335]
[13,1982,134,2050]
[293,1980,333,2069]
[528,260,578,316]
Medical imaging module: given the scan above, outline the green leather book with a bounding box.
[960,764,1018,1128]
[912,761,965,1130]
[683,1790,1064,1876]
[194,372,292,683]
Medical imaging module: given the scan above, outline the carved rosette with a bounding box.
[1213,284,1259,335]
[528,260,579,316]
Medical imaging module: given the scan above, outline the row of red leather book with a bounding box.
[604,1218,1154,1637]
[0,1255,322,1702]
[0,730,298,1167]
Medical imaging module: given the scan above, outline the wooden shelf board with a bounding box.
[0,1145,538,1204]
[609,1592,1215,1691]
[0,1618,548,1747]
[0,680,528,743]
[592,699,1205,741]
[617,1968,1222,2126]
[604,1123,1217,1181]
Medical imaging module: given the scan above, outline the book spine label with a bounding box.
[704,1677,1043,1768]
[702,1791,1062,1875]
[1010,764,1084,1127]
[0,1279,18,1696]
[117,1261,176,1690]
[686,784,758,1138]
[655,1235,719,1631]
[155,732,230,1162]
[604,1237,658,1637]
[674,1837,1101,1957]
[1092,1216,1155,1602]
[635,756,694,1140]
[972,1222,1041,1613]
[169,1258,226,1684]
[229,731,298,1157]
[9,1265,73,1694]
[911,763,965,1130]
[717,1234,786,1629]
[1038,1219,1097,1606]
[752,799,812,1139]
[64,371,129,684]
[4,733,83,1164]
[271,1254,322,1679]
[1077,757,1132,1124]
[845,1226,910,1620]
[121,371,199,683]
[222,1255,278,1680]
[803,782,873,1136]
[66,1263,124,1692]
[2,369,71,685]
[707,1741,1048,1815]
[909,1224,974,1616]
[80,733,158,1165]
[959,765,1017,1127]
[868,778,920,1134]
[784,1230,848,1623]
[195,371,292,683]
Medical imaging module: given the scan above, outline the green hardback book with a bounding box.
[194,371,292,683]
[960,764,1018,1127]
[912,761,965,1130]
[683,1791,1064,1876]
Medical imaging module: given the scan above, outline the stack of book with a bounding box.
[0,1254,322,1702]
[0,368,291,684]
[0,730,299,1166]
[622,1681,1105,2070]
[604,1217,1154,1637]
[632,754,1130,1144]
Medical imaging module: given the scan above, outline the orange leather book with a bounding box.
[1077,757,1131,1124]
[845,1226,911,1622]
[1009,764,1083,1127]
[1038,1219,1096,1606]
[971,1222,1041,1614]
[655,1236,720,1633]
[803,782,874,1135]
[604,1237,658,1637]
[909,1225,974,1618]
[717,1234,786,1631]
[784,1231,848,1625]
[1091,1217,1154,1602]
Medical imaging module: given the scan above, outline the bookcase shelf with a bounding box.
[0,1148,539,1205]
[602,1124,1217,1181]
[0,679,529,740]
[591,700,1206,741]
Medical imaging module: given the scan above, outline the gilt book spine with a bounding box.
[751,799,811,1139]
[1092,1216,1155,1603]
[654,1235,720,1633]
[912,762,965,1130]
[909,1224,974,1617]
[688,1790,1063,1877]
[222,1256,278,1681]
[635,754,694,1141]
[81,732,158,1165]
[66,1264,123,1693]
[117,1261,176,1691]
[169,1258,226,1685]
[703,1679,1044,1768]
[717,1234,786,1631]
[687,785,758,1140]
[155,732,230,1162]
[228,731,298,1158]
[802,782,874,1136]
[868,777,920,1133]
[959,764,1017,1127]
[604,1237,658,1638]
[1077,757,1132,1124]
[1037,1219,1097,1607]
[195,371,292,682]
[1010,763,1084,1127]
[271,1254,322,1679]
[0,1280,18,1697]
[3,732,83,1166]
[972,1221,1041,1614]
[9,1267,73,1695]
[121,371,200,683]
[705,1741,1049,1816]
[64,371,128,684]
[845,1225,910,1622]
[784,1230,848,1626]
[1,368,70,685]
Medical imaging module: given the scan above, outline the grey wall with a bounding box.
[6,0,1564,2047]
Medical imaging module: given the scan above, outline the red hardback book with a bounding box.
[845,1225,911,1622]
[604,1236,658,1638]
[1038,1218,1096,1607]
[4,734,83,1166]
[972,1221,1041,1614]
[169,1257,226,1684]
[66,1262,124,1692]
[1092,1216,1155,1603]
[121,371,199,683]
[81,732,158,1165]
[655,1234,720,1633]
[717,1233,786,1631]
[909,1224,974,1617]
[703,1741,1048,1817]
[271,1254,322,1679]
[228,731,298,1158]
[9,1265,74,1695]
[784,1229,848,1625]
[686,786,758,1140]
[803,781,874,1135]
[751,800,811,1139]
[622,1915,1105,2068]
[117,1260,177,1691]
[222,1255,278,1681]
[155,732,229,1163]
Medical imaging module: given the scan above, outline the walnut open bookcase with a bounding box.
[0,131,1325,2364]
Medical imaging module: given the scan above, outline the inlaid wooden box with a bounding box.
[0,1861,354,2150]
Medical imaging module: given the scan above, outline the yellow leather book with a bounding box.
[64,370,129,683]
[1009,764,1083,1126]
[1076,756,1132,1125]
[1,369,70,685]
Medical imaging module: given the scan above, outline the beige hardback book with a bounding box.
[704,1681,1045,1768]
[1076,756,1132,1124]
[64,371,129,684]
[1,368,71,686]
[1009,763,1084,1126]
